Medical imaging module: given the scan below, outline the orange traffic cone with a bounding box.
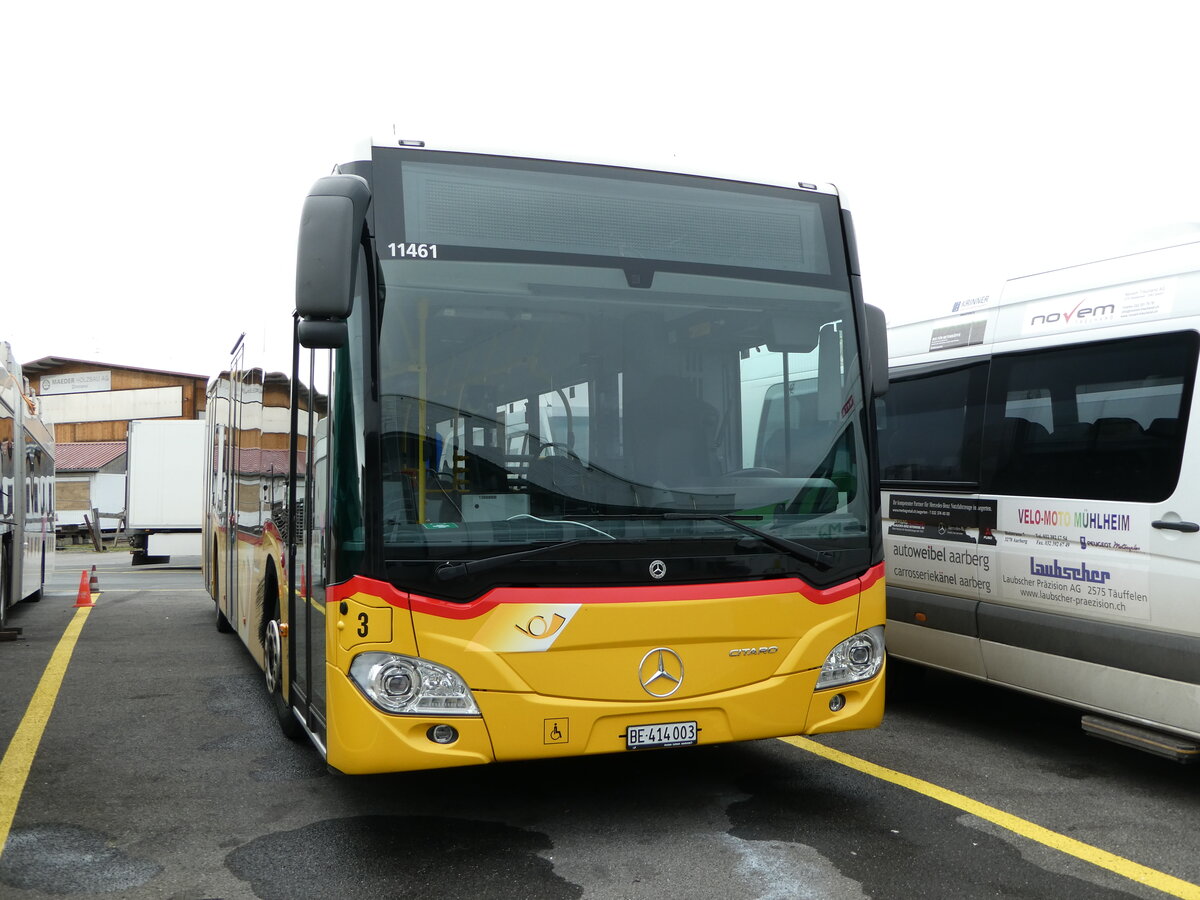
[74,570,94,608]
[89,565,99,592]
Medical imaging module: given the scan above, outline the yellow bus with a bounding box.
[204,139,890,774]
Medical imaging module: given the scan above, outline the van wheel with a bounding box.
[885,656,926,701]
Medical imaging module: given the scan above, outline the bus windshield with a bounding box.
[371,150,870,583]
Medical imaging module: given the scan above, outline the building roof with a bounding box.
[21,356,207,381]
[233,447,292,476]
[57,442,127,472]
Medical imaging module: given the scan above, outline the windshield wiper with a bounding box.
[659,513,835,570]
[435,539,585,582]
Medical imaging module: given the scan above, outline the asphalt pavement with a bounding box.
[1,550,1197,899]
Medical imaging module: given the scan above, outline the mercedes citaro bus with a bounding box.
[204,138,890,774]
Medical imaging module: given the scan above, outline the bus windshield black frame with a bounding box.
[354,147,874,599]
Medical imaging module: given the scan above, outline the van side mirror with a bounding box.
[296,174,371,348]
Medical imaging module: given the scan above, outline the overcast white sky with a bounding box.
[5,1,1200,381]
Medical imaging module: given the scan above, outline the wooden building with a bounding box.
[22,357,207,444]
[21,357,208,537]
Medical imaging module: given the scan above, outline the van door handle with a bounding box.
[1152,519,1200,533]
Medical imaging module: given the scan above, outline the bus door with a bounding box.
[290,348,331,741]
[1,398,13,623]
[224,346,245,633]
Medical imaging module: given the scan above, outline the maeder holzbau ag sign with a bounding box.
[40,371,112,395]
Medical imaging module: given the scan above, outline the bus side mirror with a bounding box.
[296,174,371,348]
[865,304,889,398]
[298,319,348,349]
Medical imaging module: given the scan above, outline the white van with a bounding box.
[877,240,1200,762]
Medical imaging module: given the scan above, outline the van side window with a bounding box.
[877,361,987,486]
[982,331,1198,502]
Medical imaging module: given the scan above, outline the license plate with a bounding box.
[625,720,698,750]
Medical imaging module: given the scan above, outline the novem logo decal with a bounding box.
[1029,298,1116,329]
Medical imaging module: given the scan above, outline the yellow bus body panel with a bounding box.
[323,568,885,773]
[326,667,495,774]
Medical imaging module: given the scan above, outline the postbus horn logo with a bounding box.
[515,613,568,640]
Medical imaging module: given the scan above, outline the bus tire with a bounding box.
[265,618,303,741]
[213,550,233,633]
[263,567,304,741]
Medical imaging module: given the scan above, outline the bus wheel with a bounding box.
[265,618,304,741]
[213,556,233,633]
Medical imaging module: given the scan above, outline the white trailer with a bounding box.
[126,419,205,565]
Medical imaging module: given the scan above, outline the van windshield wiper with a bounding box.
[435,539,585,582]
[659,512,835,570]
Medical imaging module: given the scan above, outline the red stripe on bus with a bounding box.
[860,562,884,592]
[328,563,886,620]
[218,520,283,549]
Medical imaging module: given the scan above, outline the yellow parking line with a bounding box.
[782,736,1200,899]
[103,589,209,593]
[0,606,93,857]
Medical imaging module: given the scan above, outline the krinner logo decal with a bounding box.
[952,295,990,313]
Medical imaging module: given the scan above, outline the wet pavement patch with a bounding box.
[726,771,1138,899]
[0,823,162,894]
[226,815,582,899]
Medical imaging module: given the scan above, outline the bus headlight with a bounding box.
[815,626,885,689]
[349,653,480,716]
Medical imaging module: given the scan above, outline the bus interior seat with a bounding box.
[1091,416,1144,443]
[527,450,588,516]
[626,376,719,486]
[1088,417,1151,490]
[462,446,510,494]
[1147,417,1179,441]
[991,417,1052,493]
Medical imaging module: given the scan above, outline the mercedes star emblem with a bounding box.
[648,559,667,580]
[638,647,684,697]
